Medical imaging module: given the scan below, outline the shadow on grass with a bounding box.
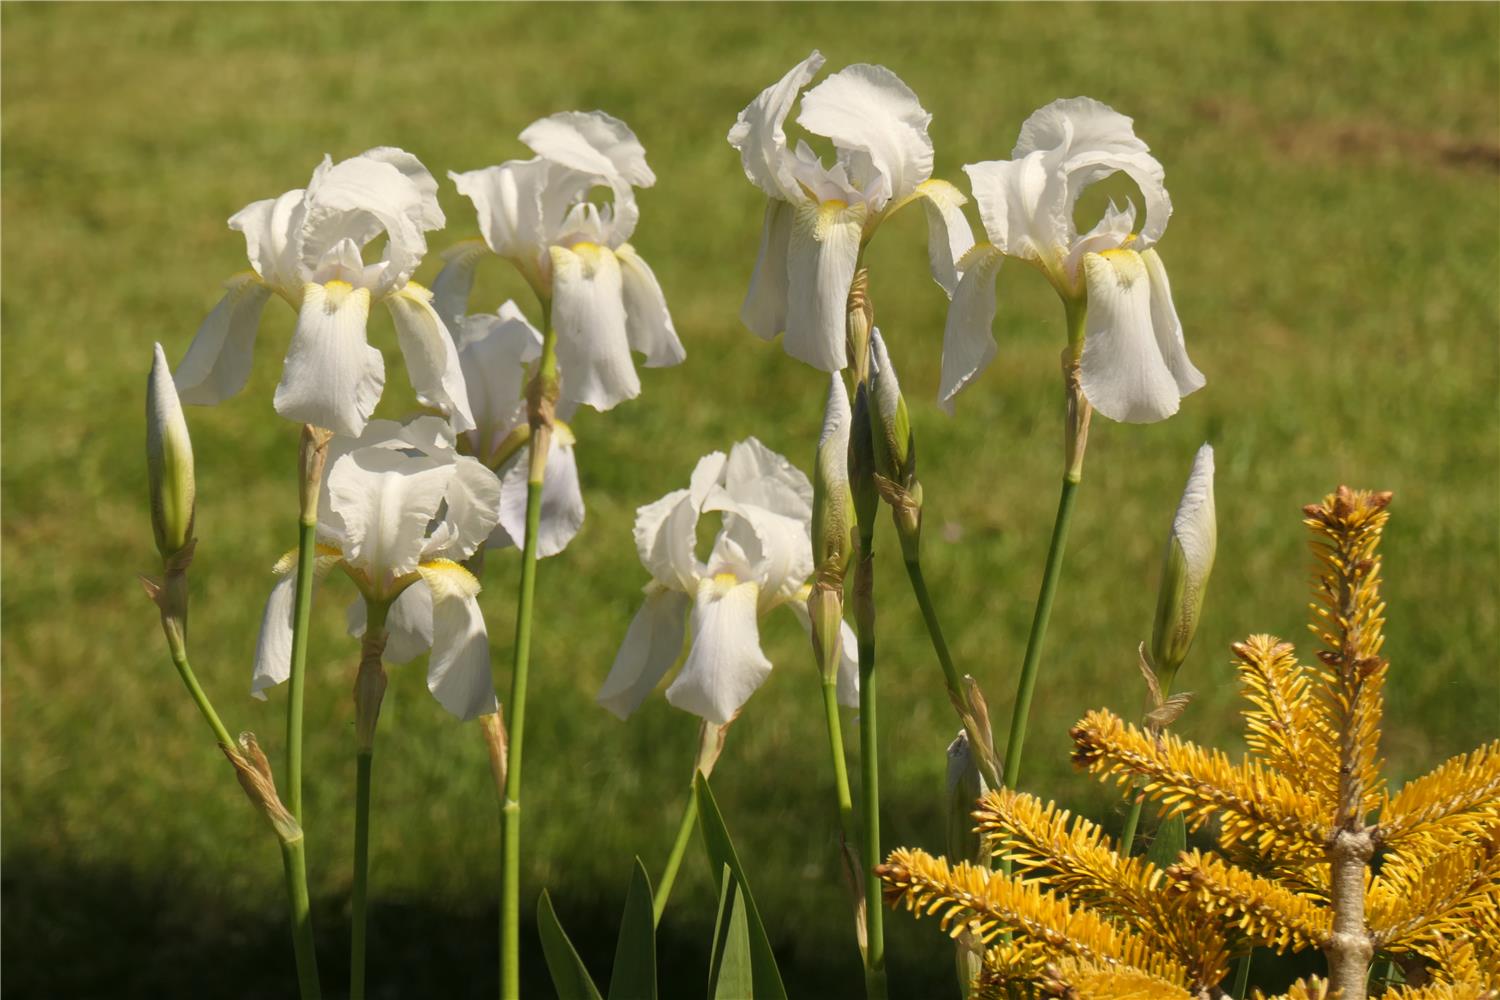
[0,853,880,999]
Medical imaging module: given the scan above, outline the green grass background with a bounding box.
[3,3,1497,997]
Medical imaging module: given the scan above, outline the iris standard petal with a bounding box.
[633,450,727,591]
[1079,250,1183,423]
[549,243,640,412]
[425,454,503,563]
[1013,97,1149,161]
[327,446,452,581]
[708,503,814,608]
[450,160,550,262]
[1065,148,1172,249]
[360,146,445,230]
[174,273,273,405]
[963,155,1068,269]
[453,302,541,457]
[521,111,655,188]
[720,436,813,523]
[385,283,476,433]
[785,199,866,372]
[728,50,825,201]
[1141,249,1205,398]
[229,189,306,295]
[665,577,772,725]
[938,245,1005,413]
[797,62,934,207]
[418,564,498,721]
[299,154,432,295]
[597,586,692,720]
[273,281,384,437]
[491,432,585,559]
[740,198,794,340]
[616,244,684,367]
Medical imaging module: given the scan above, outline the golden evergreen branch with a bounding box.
[1384,982,1499,1000]
[1035,957,1197,1000]
[1164,848,1330,952]
[1253,977,1332,1000]
[876,847,1190,987]
[1234,634,1339,809]
[1304,487,1392,824]
[969,943,1047,999]
[1379,740,1500,852]
[1070,708,1328,862]
[974,787,1231,987]
[1370,832,1500,957]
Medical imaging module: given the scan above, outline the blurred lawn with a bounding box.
[3,3,1497,998]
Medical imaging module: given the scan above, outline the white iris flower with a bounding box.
[174,148,473,438]
[942,97,1205,423]
[449,302,585,559]
[250,416,502,721]
[729,50,973,372]
[442,112,685,414]
[597,439,860,725]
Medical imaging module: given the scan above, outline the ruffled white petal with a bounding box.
[1012,96,1149,161]
[798,62,933,206]
[521,111,655,188]
[453,302,541,458]
[615,244,684,367]
[728,50,825,201]
[174,273,273,405]
[491,433,585,559]
[597,586,692,720]
[938,245,1005,413]
[1079,250,1183,423]
[549,243,639,412]
[273,281,384,437]
[450,160,549,262]
[229,189,305,295]
[633,451,726,591]
[963,155,1068,270]
[720,436,813,523]
[418,564,497,721]
[1141,249,1205,397]
[740,198,794,340]
[299,153,432,295]
[785,199,866,372]
[910,180,975,298]
[327,446,452,580]
[360,146,445,230]
[665,577,771,724]
[425,454,503,563]
[1066,148,1172,249]
[385,283,476,433]
[250,570,298,699]
[346,584,434,665]
[432,239,491,332]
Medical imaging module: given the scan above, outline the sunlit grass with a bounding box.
[3,3,1496,995]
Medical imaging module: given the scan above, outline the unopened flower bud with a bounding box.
[813,375,855,580]
[848,381,879,539]
[869,330,915,488]
[147,344,196,559]
[1150,443,1216,684]
[846,269,874,387]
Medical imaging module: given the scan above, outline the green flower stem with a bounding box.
[1001,476,1080,793]
[351,601,389,1000]
[1117,785,1145,859]
[904,558,1000,790]
[652,790,698,927]
[499,319,557,1000]
[1232,950,1253,998]
[161,614,235,749]
[1001,298,1089,798]
[819,677,858,855]
[853,539,887,1000]
[280,836,322,1000]
[287,514,318,822]
[351,752,374,1000]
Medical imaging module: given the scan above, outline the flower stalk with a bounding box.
[653,720,729,926]
[1001,298,1090,797]
[351,600,390,1000]
[499,307,558,1000]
